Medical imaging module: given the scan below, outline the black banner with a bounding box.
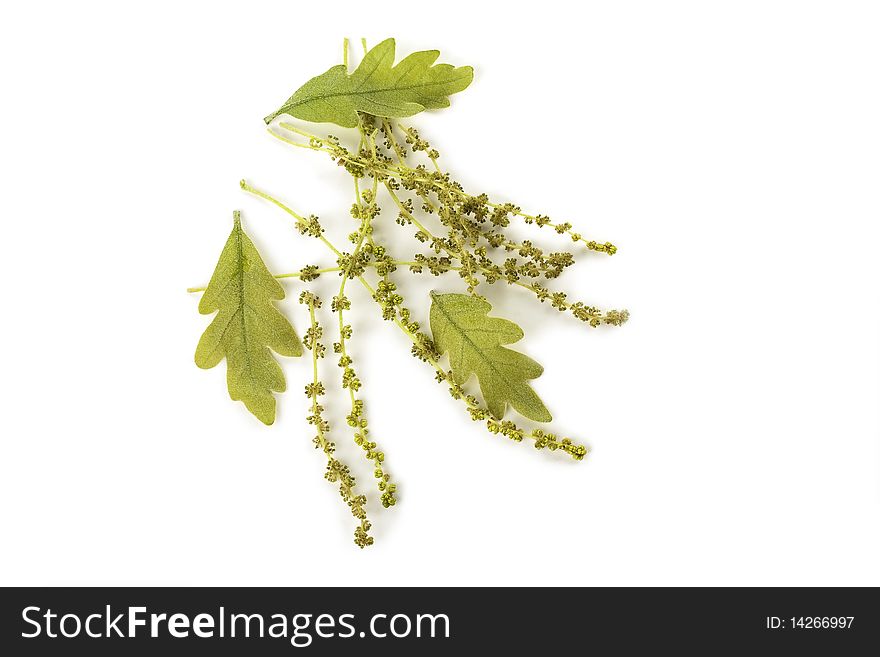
[1,587,876,654]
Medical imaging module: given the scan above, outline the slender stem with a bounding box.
[268,128,339,157]
[240,180,342,258]
[240,179,306,221]
[277,123,328,142]
[343,38,349,70]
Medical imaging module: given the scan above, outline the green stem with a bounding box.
[240,180,342,258]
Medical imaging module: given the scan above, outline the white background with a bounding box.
[1,1,878,586]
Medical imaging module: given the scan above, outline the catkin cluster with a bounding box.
[237,111,627,545]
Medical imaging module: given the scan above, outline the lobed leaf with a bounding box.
[264,38,473,128]
[429,292,551,423]
[195,212,303,424]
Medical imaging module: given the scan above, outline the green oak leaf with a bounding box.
[429,292,552,423]
[195,212,303,424]
[264,38,473,128]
